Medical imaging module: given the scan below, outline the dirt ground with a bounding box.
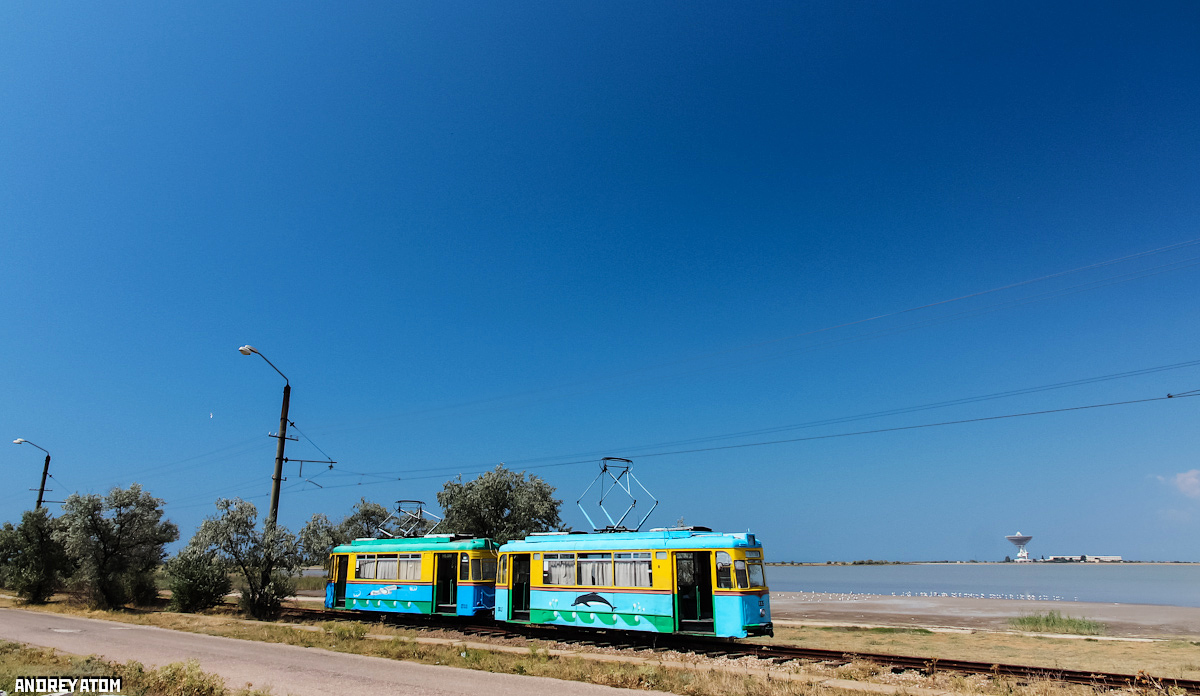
[770,591,1200,638]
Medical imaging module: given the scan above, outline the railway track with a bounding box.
[282,606,1199,693]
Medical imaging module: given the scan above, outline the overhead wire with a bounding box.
[329,357,1200,479]
[316,237,1200,434]
[285,388,1200,490]
[109,238,1200,510]
[156,382,1199,509]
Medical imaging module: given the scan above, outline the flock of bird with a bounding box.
[774,591,1071,602]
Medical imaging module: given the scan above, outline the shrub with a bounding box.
[0,509,72,603]
[164,547,232,613]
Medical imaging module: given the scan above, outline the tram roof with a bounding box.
[331,536,496,554]
[499,529,760,552]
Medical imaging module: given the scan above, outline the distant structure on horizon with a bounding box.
[1005,532,1033,562]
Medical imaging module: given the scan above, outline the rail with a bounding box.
[280,606,1200,693]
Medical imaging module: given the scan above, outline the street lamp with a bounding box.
[238,345,291,528]
[13,438,52,509]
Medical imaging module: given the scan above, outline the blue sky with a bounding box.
[3,2,1199,562]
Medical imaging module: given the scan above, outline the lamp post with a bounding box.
[239,345,290,528]
[13,439,51,509]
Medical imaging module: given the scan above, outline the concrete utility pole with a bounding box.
[239,345,291,528]
[13,439,52,509]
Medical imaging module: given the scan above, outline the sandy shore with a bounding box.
[770,591,1200,638]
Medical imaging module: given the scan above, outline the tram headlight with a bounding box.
[759,608,766,617]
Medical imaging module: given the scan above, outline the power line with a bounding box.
[342,358,1200,478]
[631,393,1196,460]
[316,236,1200,435]
[176,387,1197,509]
[326,389,1200,485]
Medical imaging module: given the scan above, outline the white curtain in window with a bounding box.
[375,557,398,580]
[546,556,575,585]
[614,560,651,587]
[577,554,613,586]
[398,557,421,581]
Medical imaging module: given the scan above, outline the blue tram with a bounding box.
[325,535,498,616]
[494,528,772,638]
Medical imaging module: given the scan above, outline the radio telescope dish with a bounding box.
[1005,532,1033,562]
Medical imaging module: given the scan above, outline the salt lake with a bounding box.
[765,562,1200,607]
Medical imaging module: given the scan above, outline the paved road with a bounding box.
[0,608,656,696]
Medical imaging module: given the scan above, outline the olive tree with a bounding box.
[297,513,341,568]
[58,485,178,608]
[436,465,563,543]
[298,498,416,567]
[0,508,73,603]
[191,498,302,619]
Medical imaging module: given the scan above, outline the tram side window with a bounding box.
[543,553,576,585]
[398,554,421,581]
[375,554,399,579]
[498,555,509,584]
[715,552,733,589]
[356,554,376,580]
[481,559,497,580]
[734,560,749,588]
[460,554,471,581]
[577,553,613,586]
[614,552,652,587]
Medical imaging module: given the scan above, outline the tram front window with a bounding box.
[734,560,749,588]
[748,561,765,588]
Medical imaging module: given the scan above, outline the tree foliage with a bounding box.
[191,498,302,619]
[163,546,232,613]
[59,485,178,608]
[297,513,340,568]
[298,498,426,566]
[337,499,394,540]
[436,465,563,543]
[0,508,73,603]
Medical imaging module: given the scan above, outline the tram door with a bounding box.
[434,553,459,614]
[510,553,531,621]
[333,555,349,608]
[674,551,714,633]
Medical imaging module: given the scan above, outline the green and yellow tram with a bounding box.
[494,528,771,638]
[325,535,498,616]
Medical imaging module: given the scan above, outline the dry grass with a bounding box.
[291,575,328,592]
[764,623,1200,681]
[3,595,1194,696]
[0,641,272,696]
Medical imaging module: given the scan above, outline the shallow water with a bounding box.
[765,563,1200,607]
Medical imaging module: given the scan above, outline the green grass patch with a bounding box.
[816,626,934,635]
[1008,611,1105,635]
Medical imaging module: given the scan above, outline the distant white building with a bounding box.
[1046,555,1122,563]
